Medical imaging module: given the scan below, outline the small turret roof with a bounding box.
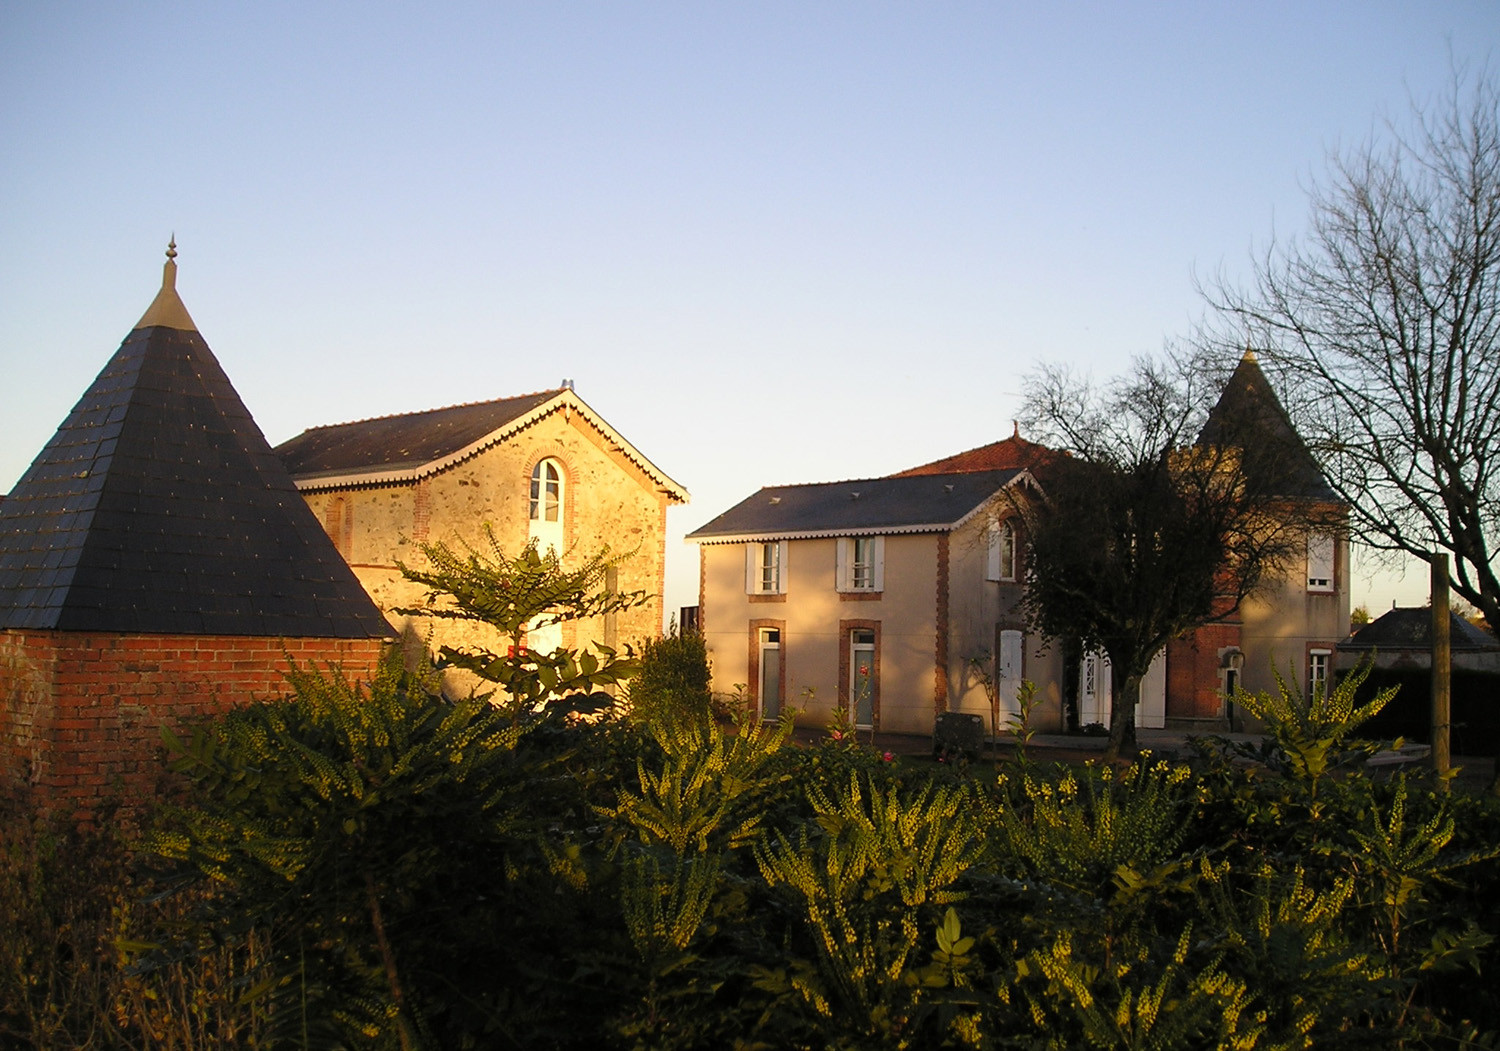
[1198,350,1337,501]
[0,247,393,638]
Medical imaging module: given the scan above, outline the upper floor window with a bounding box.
[529,458,565,554]
[987,518,1017,582]
[836,536,885,592]
[530,459,564,523]
[1306,533,1335,593]
[746,540,788,595]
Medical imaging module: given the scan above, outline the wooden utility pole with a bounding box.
[1431,554,1452,783]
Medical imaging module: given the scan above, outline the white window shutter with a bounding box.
[745,543,758,594]
[871,536,885,592]
[986,518,1001,581]
[776,540,789,594]
[836,537,852,592]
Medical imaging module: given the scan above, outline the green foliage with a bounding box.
[145,650,541,1048]
[18,637,1500,1048]
[1229,656,1398,797]
[629,625,714,729]
[396,528,645,706]
[754,774,986,1034]
[605,708,794,855]
[0,801,267,1049]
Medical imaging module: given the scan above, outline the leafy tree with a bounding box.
[1206,69,1500,631]
[396,528,646,707]
[1019,355,1332,758]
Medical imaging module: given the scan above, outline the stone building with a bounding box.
[0,247,393,819]
[274,387,688,670]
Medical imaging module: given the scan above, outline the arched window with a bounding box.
[998,521,1017,582]
[528,458,565,557]
[530,459,563,523]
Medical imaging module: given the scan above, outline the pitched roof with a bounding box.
[0,249,394,638]
[1339,606,1499,653]
[687,469,1027,543]
[1198,351,1337,501]
[274,388,689,501]
[892,428,1061,478]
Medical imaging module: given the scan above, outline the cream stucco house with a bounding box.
[274,387,688,667]
[686,458,1071,736]
[689,354,1347,738]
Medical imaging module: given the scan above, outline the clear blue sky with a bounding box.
[3,2,1495,623]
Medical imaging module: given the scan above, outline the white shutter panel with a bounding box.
[999,629,1023,712]
[776,540,789,594]
[745,544,758,594]
[836,537,852,592]
[985,518,1002,581]
[871,536,885,592]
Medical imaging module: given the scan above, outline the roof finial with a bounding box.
[134,237,197,331]
[1012,419,1020,438]
[1242,345,1258,363]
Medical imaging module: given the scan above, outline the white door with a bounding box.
[1079,649,1166,729]
[1079,650,1112,727]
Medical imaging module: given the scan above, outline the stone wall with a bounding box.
[1,630,388,820]
[299,409,672,678]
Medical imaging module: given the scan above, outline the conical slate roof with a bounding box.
[1198,351,1338,501]
[0,248,393,638]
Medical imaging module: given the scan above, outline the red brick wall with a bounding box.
[1,630,387,821]
[1166,622,1241,724]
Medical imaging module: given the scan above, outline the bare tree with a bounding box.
[1019,354,1329,759]
[1207,69,1500,629]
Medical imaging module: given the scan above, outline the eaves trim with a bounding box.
[292,390,690,502]
[691,523,955,545]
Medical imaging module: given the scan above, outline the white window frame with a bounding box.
[1306,533,1335,593]
[746,540,789,595]
[528,458,565,554]
[836,536,885,592]
[1308,648,1332,699]
[986,518,1017,582]
[530,458,563,523]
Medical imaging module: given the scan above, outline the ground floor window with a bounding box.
[839,620,880,730]
[751,623,784,721]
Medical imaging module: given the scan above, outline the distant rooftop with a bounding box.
[1340,606,1498,653]
[892,426,1060,478]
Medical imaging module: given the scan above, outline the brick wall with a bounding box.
[1,630,387,821]
[1165,622,1240,726]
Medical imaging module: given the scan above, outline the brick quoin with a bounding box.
[1,629,388,822]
